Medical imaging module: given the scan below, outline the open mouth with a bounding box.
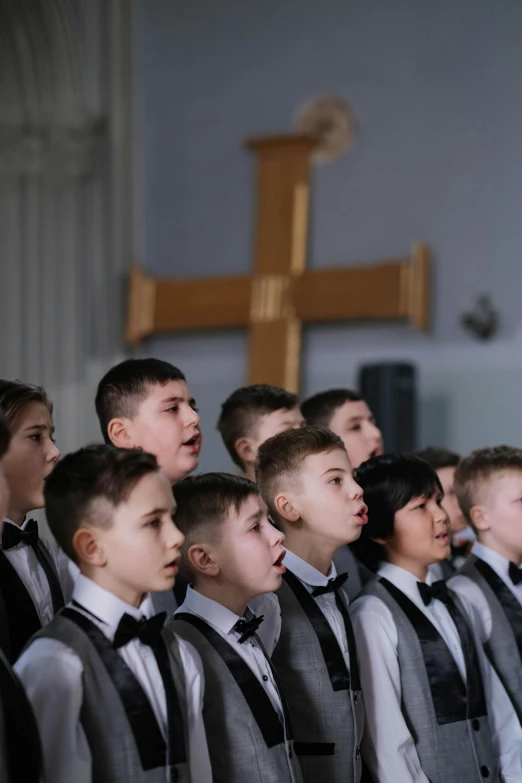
[355,504,369,525]
[435,531,449,543]
[183,432,201,454]
[273,550,286,574]
[370,445,383,458]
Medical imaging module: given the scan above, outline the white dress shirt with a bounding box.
[278,549,352,669]
[15,574,212,783]
[450,541,522,639]
[350,562,522,783]
[175,587,283,718]
[1,517,73,624]
[175,586,296,782]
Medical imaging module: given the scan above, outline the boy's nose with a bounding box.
[167,522,185,549]
[47,441,60,463]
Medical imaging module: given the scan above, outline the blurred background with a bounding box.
[1,0,521,469]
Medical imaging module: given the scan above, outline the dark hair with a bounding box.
[256,425,346,522]
[217,384,299,469]
[300,388,362,428]
[455,445,522,528]
[416,446,460,470]
[0,380,53,429]
[351,453,442,572]
[95,358,186,444]
[0,411,10,459]
[44,444,159,563]
[173,472,259,581]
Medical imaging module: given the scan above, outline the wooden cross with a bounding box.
[127,133,430,393]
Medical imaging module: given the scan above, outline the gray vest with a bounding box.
[171,613,301,783]
[273,573,364,783]
[33,611,191,783]
[457,555,522,721]
[362,579,499,782]
[333,546,375,601]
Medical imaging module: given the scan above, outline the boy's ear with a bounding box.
[469,504,489,532]
[273,492,300,524]
[187,543,220,577]
[73,526,108,568]
[234,437,256,468]
[107,418,135,449]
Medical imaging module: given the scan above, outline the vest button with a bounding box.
[472,718,480,731]
[480,766,490,778]
[171,769,179,783]
[288,747,293,759]
[354,693,358,704]
[262,675,269,681]
[355,745,361,759]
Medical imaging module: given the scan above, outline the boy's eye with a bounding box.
[415,502,426,510]
[29,434,42,442]
[250,523,261,532]
[329,476,341,485]
[349,424,361,433]
[146,518,161,529]
[166,406,179,414]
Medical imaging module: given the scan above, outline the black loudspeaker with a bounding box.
[358,362,417,453]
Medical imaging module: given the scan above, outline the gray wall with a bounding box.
[135,0,522,471]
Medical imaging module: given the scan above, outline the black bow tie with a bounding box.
[233,613,264,644]
[417,579,450,606]
[2,518,39,550]
[509,562,522,585]
[113,611,166,650]
[312,573,348,597]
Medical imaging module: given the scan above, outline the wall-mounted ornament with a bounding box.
[295,94,357,165]
[460,294,499,340]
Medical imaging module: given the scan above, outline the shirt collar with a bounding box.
[283,548,336,588]
[3,517,27,530]
[177,585,246,636]
[472,541,514,581]
[377,562,435,608]
[72,574,151,638]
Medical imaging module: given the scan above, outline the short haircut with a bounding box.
[173,472,259,581]
[95,358,186,444]
[455,445,522,527]
[217,384,299,469]
[0,411,10,459]
[351,453,442,572]
[255,424,346,521]
[416,446,460,471]
[44,444,159,563]
[301,388,362,428]
[0,380,53,429]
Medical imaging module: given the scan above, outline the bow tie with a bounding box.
[312,573,348,597]
[417,579,450,607]
[233,613,264,644]
[2,518,39,550]
[113,611,166,650]
[509,562,522,585]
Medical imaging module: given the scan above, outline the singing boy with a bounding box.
[0,380,67,662]
[172,472,301,782]
[450,446,522,722]
[15,444,212,783]
[256,425,367,783]
[217,384,303,480]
